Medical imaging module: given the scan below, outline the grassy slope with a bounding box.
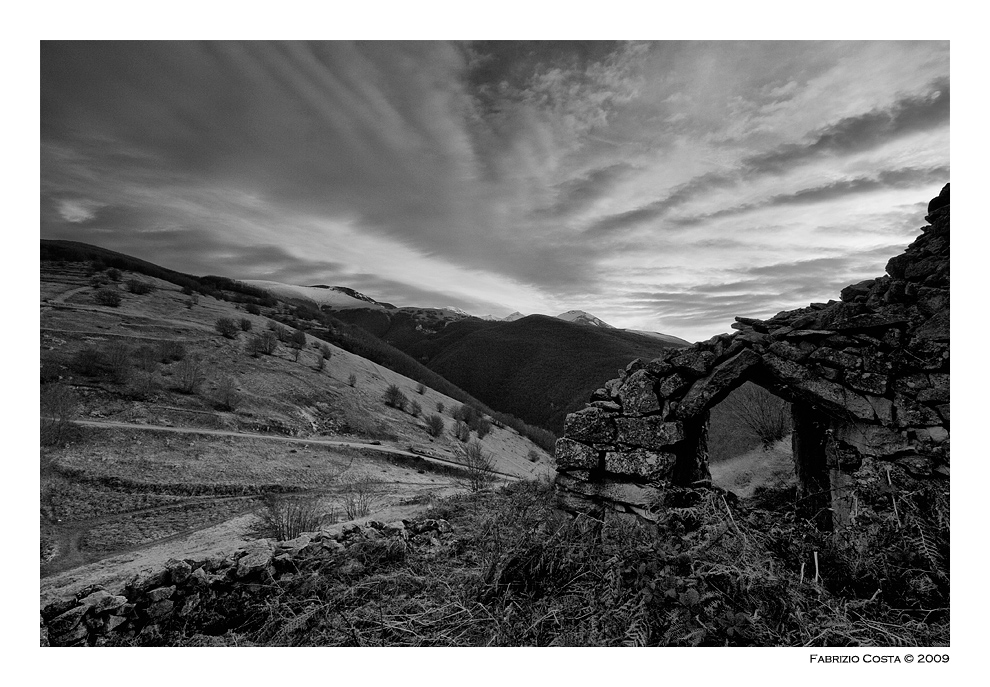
[426,315,681,434]
[112,479,948,647]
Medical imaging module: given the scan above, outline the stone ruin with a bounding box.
[554,184,949,529]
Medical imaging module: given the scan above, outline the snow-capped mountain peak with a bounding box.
[556,310,613,328]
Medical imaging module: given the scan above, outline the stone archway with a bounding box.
[554,186,950,530]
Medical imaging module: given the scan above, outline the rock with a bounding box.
[382,521,407,538]
[165,558,192,585]
[145,599,174,620]
[554,438,601,470]
[616,369,662,415]
[670,350,716,377]
[338,559,365,576]
[657,372,691,399]
[146,586,176,603]
[47,604,89,637]
[277,533,312,555]
[564,407,617,444]
[677,348,763,418]
[927,183,949,214]
[615,417,685,449]
[78,590,127,614]
[236,540,275,578]
[604,449,676,480]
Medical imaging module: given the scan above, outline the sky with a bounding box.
[40,40,949,342]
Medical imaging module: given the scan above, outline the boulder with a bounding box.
[564,407,617,444]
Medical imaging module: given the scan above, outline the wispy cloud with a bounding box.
[41,41,949,343]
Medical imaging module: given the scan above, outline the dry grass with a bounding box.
[709,436,795,499]
[115,477,947,647]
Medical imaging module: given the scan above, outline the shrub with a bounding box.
[291,329,307,349]
[249,331,279,357]
[425,414,445,438]
[126,370,158,400]
[186,295,198,309]
[106,267,122,281]
[462,441,496,492]
[383,384,408,411]
[348,373,357,387]
[416,382,426,395]
[477,416,492,439]
[215,317,239,339]
[720,382,792,450]
[339,475,382,520]
[127,279,154,295]
[181,285,194,296]
[89,274,110,288]
[72,346,105,376]
[239,318,252,332]
[175,356,204,394]
[452,420,470,442]
[158,340,187,363]
[436,402,445,414]
[315,355,326,372]
[258,494,331,541]
[105,340,132,383]
[410,400,422,417]
[41,383,77,446]
[319,344,332,360]
[245,303,261,316]
[527,449,540,463]
[94,287,122,307]
[269,323,290,343]
[214,376,240,411]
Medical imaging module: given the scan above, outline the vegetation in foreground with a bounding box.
[111,475,947,647]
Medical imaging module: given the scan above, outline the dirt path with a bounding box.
[40,484,459,607]
[72,419,525,479]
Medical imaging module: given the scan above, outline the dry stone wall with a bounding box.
[555,185,950,526]
[40,517,453,646]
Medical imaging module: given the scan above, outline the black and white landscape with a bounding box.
[39,39,950,657]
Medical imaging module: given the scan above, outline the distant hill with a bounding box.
[426,315,683,435]
[242,280,393,310]
[556,309,613,328]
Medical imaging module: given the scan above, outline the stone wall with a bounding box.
[40,517,453,646]
[555,185,949,526]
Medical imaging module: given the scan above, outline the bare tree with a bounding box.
[462,441,496,492]
[41,383,77,446]
[722,382,791,449]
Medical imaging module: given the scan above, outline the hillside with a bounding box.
[40,255,553,603]
[427,315,683,434]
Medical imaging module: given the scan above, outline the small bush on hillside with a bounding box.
[89,274,110,288]
[72,346,105,377]
[181,285,194,296]
[383,384,408,411]
[409,401,422,418]
[127,279,154,295]
[462,441,496,492]
[269,323,290,343]
[436,402,444,414]
[106,267,122,281]
[452,420,470,442]
[239,318,252,332]
[158,340,187,363]
[319,344,332,360]
[41,383,77,446]
[214,376,240,411]
[132,345,158,372]
[291,329,307,349]
[425,414,445,438]
[94,287,122,307]
[348,373,357,387]
[315,355,326,372]
[215,318,239,339]
[175,356,204,394]
[258,494,331,541]
[339,475,382,520]
[416,382,426,395]
[476,416,492,439]
[105,340,132,383]
[249,331,279,357]
[126,370,159,401]
[245,303,261,315]
[186,295,198,309]
[527,449,540,463]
